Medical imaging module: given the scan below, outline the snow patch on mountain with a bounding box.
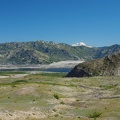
[72,42,92,48]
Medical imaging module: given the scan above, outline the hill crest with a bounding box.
[66,52,120,77]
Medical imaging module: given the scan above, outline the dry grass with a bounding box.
[0,72,119,120]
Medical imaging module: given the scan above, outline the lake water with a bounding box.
[42,68,72,73]
[0,68,72,73]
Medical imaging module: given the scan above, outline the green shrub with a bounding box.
[53,108,57,112]
[60,101,65,104]
[100,84,118,90]
[11,85,17,88]
[13,80,28,84]
[53,94,60,99]
[88,111,102,119]
[54,114,59,117]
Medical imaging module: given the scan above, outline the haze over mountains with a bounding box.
[0,40,119,65]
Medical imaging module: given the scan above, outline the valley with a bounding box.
[1,0,120,119]
[0,41,120,120]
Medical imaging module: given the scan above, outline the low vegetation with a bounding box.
[53,94,60,99]
[0,71,26,76]
[0,71,119,120]
[88,110,102,119]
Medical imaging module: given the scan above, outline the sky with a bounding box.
[0,0,120,47]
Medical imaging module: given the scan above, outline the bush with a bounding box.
[60,101,65,104]
[88,111,102,119]
[53,94,60,99]
[54,114,59,117]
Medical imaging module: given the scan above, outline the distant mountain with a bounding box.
[66,52,120,77]
[94,44,120,59]
[0,40,119,65]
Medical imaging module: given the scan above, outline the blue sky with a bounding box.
[0,0,120,47]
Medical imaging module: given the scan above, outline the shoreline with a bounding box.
[0,60,84,71]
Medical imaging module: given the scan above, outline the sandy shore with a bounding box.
[0,74,28,79]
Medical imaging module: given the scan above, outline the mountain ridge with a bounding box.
[0,40,119,65]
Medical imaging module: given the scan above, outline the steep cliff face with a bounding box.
[66,52,120,77]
